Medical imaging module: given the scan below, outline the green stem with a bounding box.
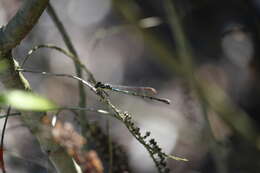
[46,4,87,119]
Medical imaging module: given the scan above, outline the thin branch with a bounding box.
[46,5,99,146]
[19,69,171,104]
[18,69,97,93]
[21,44,95,81]
[0,112,20,119]
[46,4,93,119]
[0,0,49,51]
[0,106,11,173]
[46,4,77,57]
[56,106,110,115]
[0,107,11,150]
[21,44,75,67]
[103,97,188,172]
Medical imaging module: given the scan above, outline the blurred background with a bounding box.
[1,0,260,172]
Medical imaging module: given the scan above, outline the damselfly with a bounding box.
[95,82,171,104]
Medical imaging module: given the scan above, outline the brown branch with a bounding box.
[0,0,49,51]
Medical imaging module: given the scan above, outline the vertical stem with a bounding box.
[106,120,113,173]
[0,106,11,173]
[46,3,87,125]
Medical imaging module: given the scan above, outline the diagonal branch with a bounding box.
[0,0,49,51]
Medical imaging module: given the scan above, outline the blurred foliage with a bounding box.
[0,90,57,111]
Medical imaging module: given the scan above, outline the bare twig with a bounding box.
[21,44,75,67]
[18,69,97,92]
[19,69,171,104]
[58,106,110,115]
[21,44,95,82]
